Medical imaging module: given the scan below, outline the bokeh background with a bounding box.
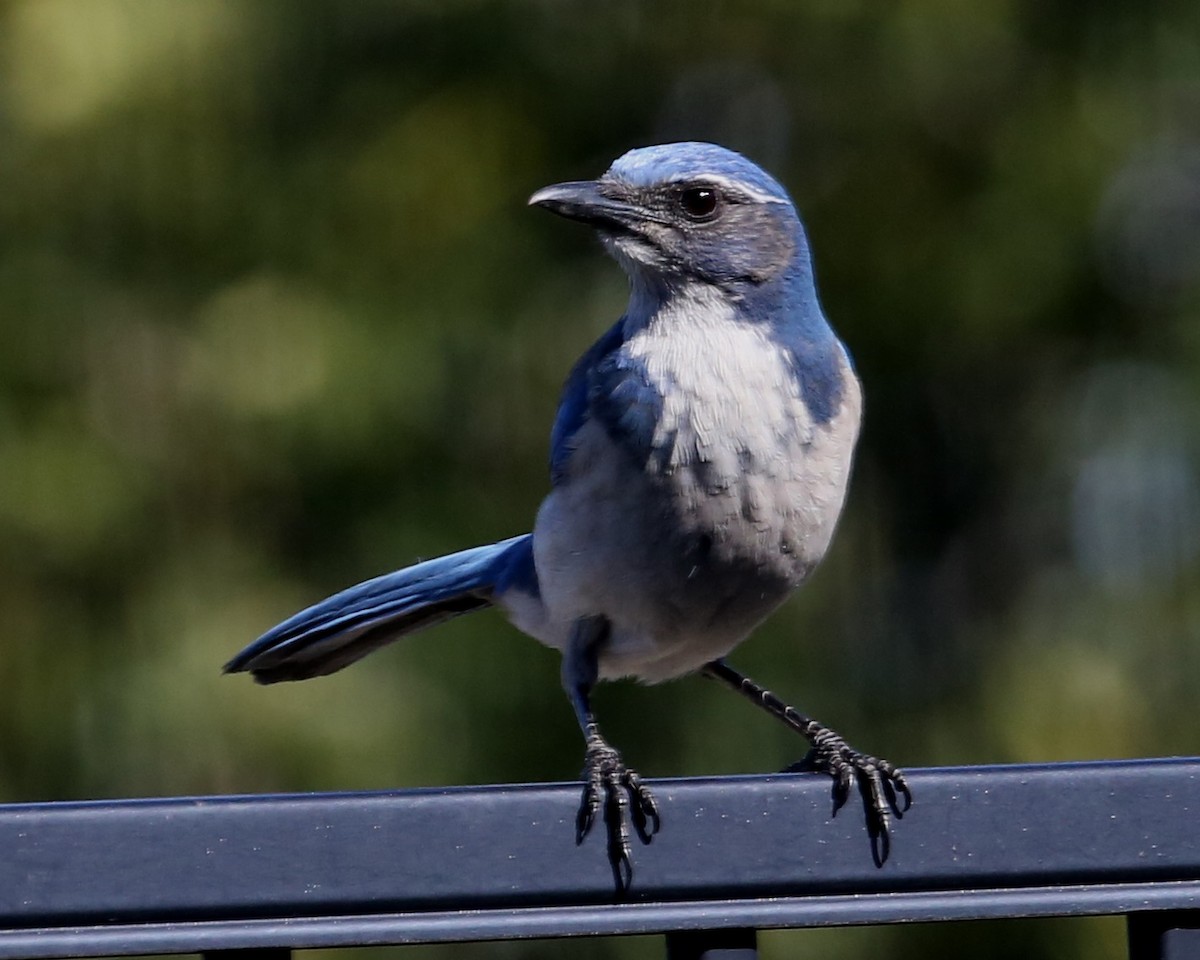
[3,1,1200,957]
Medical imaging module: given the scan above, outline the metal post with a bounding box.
[1128,911,1200,960]
[665,927,758,960]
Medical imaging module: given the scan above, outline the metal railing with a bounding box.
[1,757,1197,959]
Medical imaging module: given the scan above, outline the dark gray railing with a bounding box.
[1,757,1198,959]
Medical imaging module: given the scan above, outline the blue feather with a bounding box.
[549,319,627,484]
[225,535,534,683]
[589,349,668,472]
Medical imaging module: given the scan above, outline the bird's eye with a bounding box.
[677,185,721,221]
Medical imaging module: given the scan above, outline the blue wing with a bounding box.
[549,319,625,484]
[549,318,672,482]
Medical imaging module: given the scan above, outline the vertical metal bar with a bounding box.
[1128,911,1200,960]
[1129,913,1165,960]
[665,927,758,960]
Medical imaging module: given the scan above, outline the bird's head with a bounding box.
[529,142,806,293]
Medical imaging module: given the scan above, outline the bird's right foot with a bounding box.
[702,659,913,865]
[787,732,911,866]
[576,739,660,893]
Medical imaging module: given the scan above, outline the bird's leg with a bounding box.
[563,617,660,893]
[702,658,911,865]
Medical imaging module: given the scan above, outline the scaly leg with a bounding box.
[703,658,911,865]
[562,617,660,892]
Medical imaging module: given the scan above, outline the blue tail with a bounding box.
[225,535,535,684]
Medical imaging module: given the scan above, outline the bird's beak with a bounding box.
[528,180,640,232]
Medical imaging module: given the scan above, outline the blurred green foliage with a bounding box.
[2,1,1200,958]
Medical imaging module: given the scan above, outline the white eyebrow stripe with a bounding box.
[670,173,788,204]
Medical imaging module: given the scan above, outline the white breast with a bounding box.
[626,297,860,570]
[523,295,862,682]
[631,301,814,473]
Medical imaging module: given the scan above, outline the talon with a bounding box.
[640,794,662,839]
[601,771,632,890]
[870,823,891,867]
[880,772,901,820]
[576,741,658,893]
[614,852,633,894]
[800,737,911,864]
[575,765,603,843]
[858,765,891,836]
[829,762,853,815]
[624,770,660,842]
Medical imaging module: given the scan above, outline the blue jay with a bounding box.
[226,142,910,890]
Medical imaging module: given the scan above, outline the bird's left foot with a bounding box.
[576,739,660,893]
[787,732,912,866]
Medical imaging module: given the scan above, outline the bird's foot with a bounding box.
[787,732,912,866]
[576,740,660,893]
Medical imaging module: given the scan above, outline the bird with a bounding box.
[225,141,910,891]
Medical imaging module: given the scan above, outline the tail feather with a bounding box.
[226,534,533,684]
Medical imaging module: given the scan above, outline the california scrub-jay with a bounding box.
[226,142,910,890]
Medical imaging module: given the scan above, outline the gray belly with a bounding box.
[532,420,824,679]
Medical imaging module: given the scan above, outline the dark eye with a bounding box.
[678,185,721,221]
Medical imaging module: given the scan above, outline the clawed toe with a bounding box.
[576,742,659,893]
[800,737,911,865]
[623,767,661,843]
